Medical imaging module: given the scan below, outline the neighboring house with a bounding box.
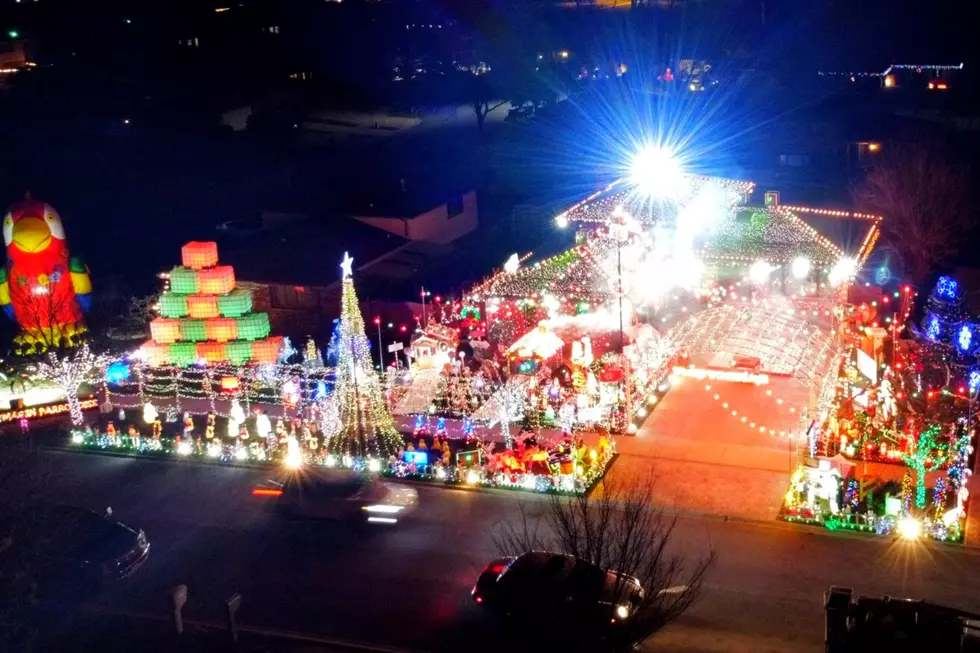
[221,182,477,338]
[353,191,478,245]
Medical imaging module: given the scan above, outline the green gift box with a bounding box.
[179,319,207,342]
[170,267,199,294]
[226,340,254,366]
[218,288,253,318]
[158,292,188,319]
[169,342,198,367]
[236,313,271,341]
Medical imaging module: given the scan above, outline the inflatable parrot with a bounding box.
[0,198,92,354]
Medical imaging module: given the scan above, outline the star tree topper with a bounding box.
[340,252,354,280]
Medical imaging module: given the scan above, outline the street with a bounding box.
[25,449,980,652]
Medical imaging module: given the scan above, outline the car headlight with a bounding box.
[362,505,404,514]
[615,605,630,619]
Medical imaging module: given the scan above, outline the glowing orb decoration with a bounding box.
[367,458,382,473]
[791,257,811,280]
[925,314,941,342]
[958,324,974,353]
[503,253,520,274]
[629,145,683,198]
[555,214,569,229]
[936,275,959,299]
[749,260,773,284]
[829,257,857,287]
[105,361,131,384]
[897,517,922,540]
[177,441,193,456]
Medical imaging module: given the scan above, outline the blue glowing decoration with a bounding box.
[875,265,891,285]
[414,415,425,431]
[517,359,539,374]
[969,370,980,395]
[105,361,131,384]
[314,381,328,400]
[404,450,428,465]
[463,417,473,437]
[926,314,941,341]
[959,324,974,353]
[436,417,446,433]
[936,276,959,299]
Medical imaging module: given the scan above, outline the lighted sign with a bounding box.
[0,398,99,424]
[404,450,428,466]
[670,366,769,385]
[220,376,240,392]
[855,349,877,384]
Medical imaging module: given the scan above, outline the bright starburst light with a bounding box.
[629,145,684,198]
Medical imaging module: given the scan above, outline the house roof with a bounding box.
[344,171,475,218]
[218,212,409,287]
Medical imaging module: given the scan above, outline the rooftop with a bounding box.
[218,212,408,287]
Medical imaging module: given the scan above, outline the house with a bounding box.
[353,189,478,245]
[219,179,478,338]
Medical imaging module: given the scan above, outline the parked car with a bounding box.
[0,503,150,599]
[472,551,644,625]
[253,472,418,523]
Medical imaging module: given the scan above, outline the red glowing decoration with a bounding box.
[1,198,92,353]
[220,376,240,392]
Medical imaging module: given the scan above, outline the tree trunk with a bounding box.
[66,389,84,426]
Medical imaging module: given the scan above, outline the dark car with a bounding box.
[472,551,644,626]
[0,503,150,598]
[253,472,418,523]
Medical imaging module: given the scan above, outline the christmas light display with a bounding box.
[144,242,281,367]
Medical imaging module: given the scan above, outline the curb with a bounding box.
[76,604,428,653]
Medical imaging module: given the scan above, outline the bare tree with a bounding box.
[7,281,87,357]
[105,294,154,342]
[492,475,713,652]
[30,344,109,426]
[853,137,973,282]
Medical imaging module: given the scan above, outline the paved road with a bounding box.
[22,449,980,652]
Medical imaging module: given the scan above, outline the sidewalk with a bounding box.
[16,606,424,653]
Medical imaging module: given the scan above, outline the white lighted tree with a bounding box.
[32,343,109,425]
[326,252,402,458]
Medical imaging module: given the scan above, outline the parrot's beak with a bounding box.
[12,217,51,253]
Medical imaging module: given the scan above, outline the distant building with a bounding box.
[0,39,32,75]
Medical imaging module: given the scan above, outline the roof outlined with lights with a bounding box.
[467,233,618,302]
[555,175,755,226]
[466,176,882,304]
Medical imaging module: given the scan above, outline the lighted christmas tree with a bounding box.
[325,252,402,458]
[919,275,968,346]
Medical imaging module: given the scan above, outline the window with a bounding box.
[447,196,464,218]
[779,154,809,167]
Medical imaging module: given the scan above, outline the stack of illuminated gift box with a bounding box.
[143,242,282,367]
